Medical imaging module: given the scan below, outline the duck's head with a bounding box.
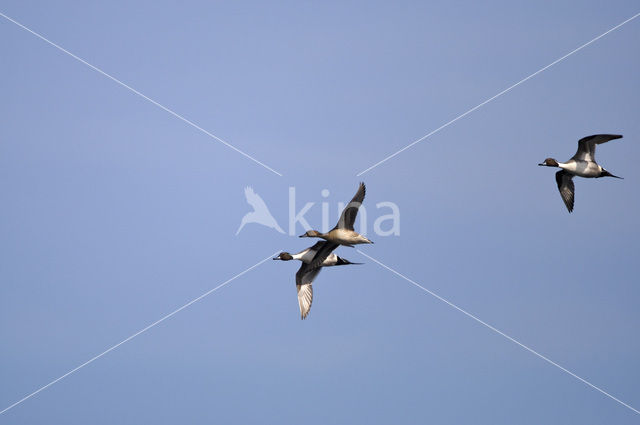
[538,158,559,167]
[299,230,322,238]
[273,252,294,261]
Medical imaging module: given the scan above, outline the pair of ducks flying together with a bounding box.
[539,134,623,212]
[274,182,373,319]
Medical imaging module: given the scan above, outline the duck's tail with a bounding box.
[336,257,363,266]
[600,169,622,179]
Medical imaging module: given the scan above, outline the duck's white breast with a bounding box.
[299,249,317,263]
[561,161,601,178]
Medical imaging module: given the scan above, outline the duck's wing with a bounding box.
[572,134,622,162]
[298,241,326,256]
[335,182,366,230]
[295,263,322,320]
[555,170,575,213]
[296,283,314,319]
[307,241,339,271]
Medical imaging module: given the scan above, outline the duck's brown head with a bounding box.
[273,252,294,261]
[299,230,322,238]
[538,158,559,167]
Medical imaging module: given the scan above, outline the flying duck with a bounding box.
[274,241,361,319]
[539,134,623,212]
[299,182,373,270]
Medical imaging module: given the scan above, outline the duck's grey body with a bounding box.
[300,183,373,269]
[273,242,360,319]
[557,159,604,178]
[539,134,623,212]
[320,228,372,247]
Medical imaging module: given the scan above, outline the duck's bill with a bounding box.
[298,234,308,238]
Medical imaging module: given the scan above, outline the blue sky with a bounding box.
[1,1,639,423]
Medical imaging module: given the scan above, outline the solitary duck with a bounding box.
[274,241,361,319]
[539,134,623,212]
[299,182,373,269]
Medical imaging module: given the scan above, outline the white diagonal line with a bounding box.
[357,249,640,415]
[0,12,283,177]
[0,251,279,416]
[357,12,640,176]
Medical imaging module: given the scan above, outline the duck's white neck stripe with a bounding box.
[292,252,306,260]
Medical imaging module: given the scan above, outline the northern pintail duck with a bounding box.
[539,134,623,212]
[274,241,361,319]
[299,182,373,269]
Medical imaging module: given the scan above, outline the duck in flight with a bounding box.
[538,134,623,212]
[273,241,361,319]
[299,182,373,270]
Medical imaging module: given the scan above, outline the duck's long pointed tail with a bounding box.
[336,257,364,266]
[602,170,623,179]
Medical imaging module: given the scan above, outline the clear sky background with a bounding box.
[1,1,639,423]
